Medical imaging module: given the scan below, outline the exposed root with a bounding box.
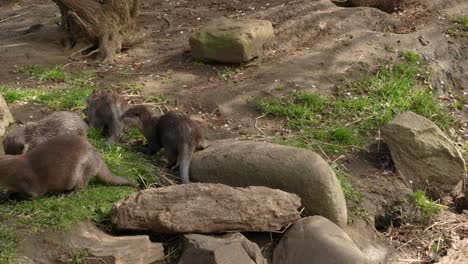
[69,43,94,60]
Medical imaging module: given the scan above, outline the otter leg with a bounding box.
[164,147,178,170]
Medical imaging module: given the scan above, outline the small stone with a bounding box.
[189,17,274,63]
[178,233,266,264]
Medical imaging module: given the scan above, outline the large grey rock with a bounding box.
[178,233,266,264]
[382,111,466,199]
[0,94,14,137]
[190,139,347,227]
[273,216,371,264]
[67,222,165,264]
[111,183,301,233]
[189,17,274,63]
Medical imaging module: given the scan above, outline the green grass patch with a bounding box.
[0,226,16,264]
[19,65,96,85]
[409,190,442,221]
[218,66,243,80]
[258,50,454,155]
[0,127,157,232]
[447,16,468,37]
[0,86,93,111]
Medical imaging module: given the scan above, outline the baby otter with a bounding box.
[3,111,88,155]
[120,106,205,184]
[83,90,129,144]
[0,135,138,199]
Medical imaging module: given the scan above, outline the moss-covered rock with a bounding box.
[189,17,274,63]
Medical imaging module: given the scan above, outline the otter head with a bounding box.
[120,105,152,131]
[3,127,28,155]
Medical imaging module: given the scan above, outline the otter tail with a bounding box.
[178,144,193,184]
[93,150,138,187]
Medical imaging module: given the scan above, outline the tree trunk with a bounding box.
[52,0,144,63]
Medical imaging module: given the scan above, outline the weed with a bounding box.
[0,226,16,264]
[218,67,242,80]
[259,50,454,155]
[447,16,468,37]
[19,65,95,85]
[409,190,442,220]
[334,167,363,203]
[384,45,396,53]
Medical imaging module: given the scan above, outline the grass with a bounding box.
[19,65,96,85]
[409,190,442,221]
[0,226,16,264]
[258,50,454,155]
[218,66,243,80]
[447,16,468,37]
[0,86,93,111]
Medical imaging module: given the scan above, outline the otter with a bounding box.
[3,111,88,155]
[83,90,129,144]
[120,106,205,184]
[0,135,138,199]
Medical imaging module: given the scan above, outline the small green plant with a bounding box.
[258,50,454,155]
[447,16,468,37]
[384,45,396,53]
[218,67,243,80]
[335,169,363,203]
[20,65,96,85]
[409,190,442,220]
[0,226,16,264]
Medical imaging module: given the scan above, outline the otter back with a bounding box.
[3,111,88,155]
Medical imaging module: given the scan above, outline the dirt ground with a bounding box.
[1,0,467,263]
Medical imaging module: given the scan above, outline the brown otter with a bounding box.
[3,111,88,155]
[120,106,205,184]
[83,90,129,144]
[0,135,138,199]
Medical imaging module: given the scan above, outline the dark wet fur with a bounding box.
[0,135,137,199]
[3,111,88,155]
[121,106,204,183]
[83,90,128,144]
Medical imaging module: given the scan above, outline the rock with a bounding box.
[273,216,371,264]
[178,233,266,264]
[67,222,165,264]
[190,139,347,227]
[381,111,466,199]
[111,183,301,233]
[189,17,274,63]
[0,94,14,137]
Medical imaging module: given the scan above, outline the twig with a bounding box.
[158,171,177,186]
[255,115,267,135]
[341,53,364,73]
[161,16,172,30]
[0,43,28,48]
[69,43,94,60]
[0,11,31,23]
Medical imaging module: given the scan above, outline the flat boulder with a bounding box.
[190,139,347,227]
[111,183,301,233]
[178,233,266,264]
[382,111,466,199]
[273,216,371,264]
[0,94,14,138]
[189,17,274,63]
[67,222,165,264]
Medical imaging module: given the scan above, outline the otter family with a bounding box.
[0,90,205,199]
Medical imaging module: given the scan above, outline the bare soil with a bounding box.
[1,0,467,263]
